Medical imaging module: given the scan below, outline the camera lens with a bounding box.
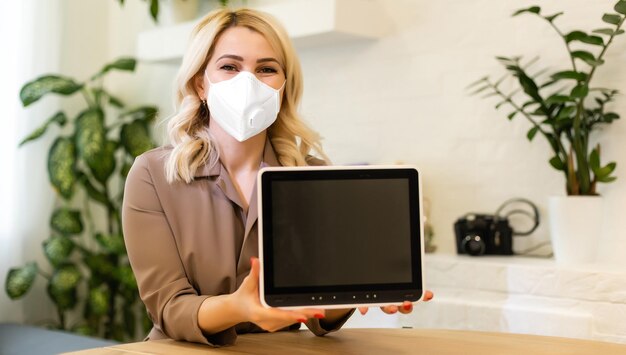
[462,234,486,256]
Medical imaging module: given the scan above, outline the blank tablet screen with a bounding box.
[259,166,423,308]
[272,178,412,287]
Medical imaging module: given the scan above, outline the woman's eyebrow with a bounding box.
[216,55,279,65]
[256,57,279,64]
[217,54,244,61]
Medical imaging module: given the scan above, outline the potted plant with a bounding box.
[4,57,157,340]
[469,1,625,263]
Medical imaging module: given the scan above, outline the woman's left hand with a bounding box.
[357,290,434,315]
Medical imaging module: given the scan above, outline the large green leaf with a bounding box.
[91,140,118,183]
[74,108,117,182]
[507,111,517,120]
[545,95,573,105]
[565,30,586,43]
[84,254,116,280]
[589,148,601,171]
[75,108,106,162]
[50,264,82,292]
[556,106,576,120]
[149,0,159,21]
[88,286,110,316]
[96,233,126,255]
[47,283,77,311]
[50,208,83,235]
[5,262,38,299]
[602,13,622,25]
[593,28,625,36]
[512,6,540,17]
[19,112,68,147]
[571,84,589,98]
[43,236,75,266]
[597,175,617,183]
[48,137,77,200]
[571,51,603,66]
[595,162,617,179]
[571,50,596,62]
[526,126,539,141]
[563,32,603,46]
[616,1,626,15]
[20,75,82,107]
[549,156,565,171]
[120,120,154,158]
[47,264,82,311]
[92,57,137,80]
[517,73,542,104]
[550,71,587,82]
[579,35,604,46]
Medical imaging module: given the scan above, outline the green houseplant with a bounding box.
[469,1,625,263]
[4,57,157,340]
[470,1,625,196]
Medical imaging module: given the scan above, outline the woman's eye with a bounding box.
[220,64,238,71]
[258,67,278,74]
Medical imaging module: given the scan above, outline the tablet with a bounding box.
[257,165,424,309]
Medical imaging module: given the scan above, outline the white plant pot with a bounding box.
[159,0,200,25]
[548,196,603,264]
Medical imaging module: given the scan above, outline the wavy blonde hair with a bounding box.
[165,8,327,183]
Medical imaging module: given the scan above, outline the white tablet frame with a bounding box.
[257,165,425,309]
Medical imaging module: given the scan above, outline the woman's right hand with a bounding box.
[231,257,325,332]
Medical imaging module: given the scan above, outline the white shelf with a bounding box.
[400,254,626,344]
[137,0,388,64]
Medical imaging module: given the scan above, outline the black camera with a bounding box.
[455,214,513,256]
[454,198,540,256]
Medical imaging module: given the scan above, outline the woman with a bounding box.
[122,8,432,346]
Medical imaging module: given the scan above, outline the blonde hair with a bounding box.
[165,8,327,183]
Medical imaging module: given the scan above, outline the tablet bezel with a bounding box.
[257,165,425,309]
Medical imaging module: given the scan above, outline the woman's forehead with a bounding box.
[211,26,279,62]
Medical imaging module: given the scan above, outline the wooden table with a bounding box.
[64,328,626,355]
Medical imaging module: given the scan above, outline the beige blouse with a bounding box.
[122,140,352,346]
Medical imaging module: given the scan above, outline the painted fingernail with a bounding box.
[403,303,412,311]
[314,313,325,319]
[297,318,307,323]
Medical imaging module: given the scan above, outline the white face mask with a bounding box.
[207,71,284,142]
